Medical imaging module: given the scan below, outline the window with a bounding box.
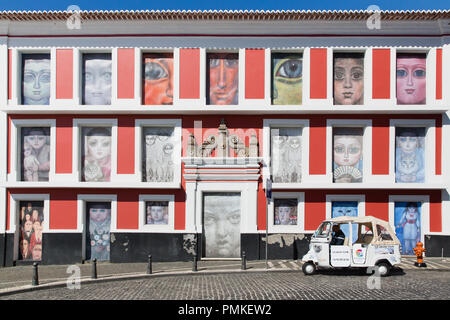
[270,127,302,183]
[80,127,112,182]
[395,127,425,183]
[20,127,51,182]
[332,127,363,183]
[274,198,298,225]
[18,200,44,261]
[142,53,174,105]
[206,53,239,105]
[82,53,112,105]
[269,192,305,233]
[142,126,175,182]
[85,202,111,261]
[271,53,302,105]
[21,53,51,105]
[333,52,364,105]
[139,195,175,232]
[145,201,169,225]
[396,53,426,105]
[376,224,393,241]
[314,222,331,238]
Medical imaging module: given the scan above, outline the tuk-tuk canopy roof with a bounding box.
[326,215,400,245]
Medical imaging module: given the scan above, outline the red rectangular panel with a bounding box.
[309,48,327,99]
[372,119,390,175]
[430,191,442,233]
[436,116,442,175]
[365,192,388,221]
[305,191,325,231]
[436,48,442,100]
[117,191,139,230]
[117,117,135,174]
[56,49,73,100]
[117,48,135,99]
[309,119,327,175]
[372,49,391,99]
[257,182,267,230]
[179,49,200,99]
[245,49,265,99]
[56,117,73,174]
[50,190,77,229]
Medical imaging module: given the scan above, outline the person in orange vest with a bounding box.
[413,241,427,267]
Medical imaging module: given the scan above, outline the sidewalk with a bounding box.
[0,256,449,295]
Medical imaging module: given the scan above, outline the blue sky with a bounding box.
[0,0,448,11]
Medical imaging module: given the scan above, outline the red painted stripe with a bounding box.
[372,119,390,175]
[8,49,12,100]
[55,117,73,174]
[309,118,326,175]
[245,49,265,99]
[309,48,328,99]
[117,190,139,230]
[436,48,442,100]
[435,116,442,175]
[56,49,73,99]
[430,191,442,233]
[305,191,326,231]
[179,49,200,99]
[50,190,77,229]
[117,48,135,99]
[7,116,10,174]
[117,117,135,174]
[257,181,267,230]
[372,49,391,99]
[6,190,10,231]
[365,192,389,221]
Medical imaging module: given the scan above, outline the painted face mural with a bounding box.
[333,53,364,105]
[274,198,298,225]
[395,202,421,255]
[86,202,111,261]
[331,201,358,244]
[396,54,426,105]
[203,193,241,258]
[82,53,112,105]
[143,53,174,105]
[143,127,175,182]
[18,201,44,261]
[22,54,51,105]
[333,128,363,183]
[145,201,169,225]
[395,127,425,183]
[271,127,302,183]
[207,53,239,105]
[82,127,112,182]
[21,127,50,182]
[272,53,302,105]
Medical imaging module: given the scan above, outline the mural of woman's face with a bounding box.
[397,134,418,154]
[25,130,46,151]
[278,206,291,225]
[150,206,164,222]
[90,207,109,222]
[334,136,362,167]
[87,135,111,161]
[334,57,364,105]
[144,56,173,105]
[396,57,426,105]
[272,56,302,105]
[84,58,112,105]
[22,58,51,105]
[208,54,239,105]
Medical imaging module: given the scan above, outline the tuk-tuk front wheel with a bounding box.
[302,262,316,275]
[376,262,391,277]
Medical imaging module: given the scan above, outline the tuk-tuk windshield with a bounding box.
[314,222,331,238]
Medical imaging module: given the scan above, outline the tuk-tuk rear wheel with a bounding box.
[376,262,391,277]
[302,262,316,275]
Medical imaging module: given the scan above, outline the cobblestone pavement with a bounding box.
[1,269,449,300]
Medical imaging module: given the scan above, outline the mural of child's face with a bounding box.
[84,58,112,105]
[87,135,111,160]
[145,135,156,146]
[144,57,174,105]
[25,131,46,151]
[397,134,418,154]
[396,57,426,105]
[163,143,174,155]
[90,207,109,222]
[23,143,33,157]
[208,54,239,105]
[149,206,164,222]
[334,136,362,167]
[272,56,303,105]
[22,59,51,105]
[334,58,364,105]
[278,206,291,225]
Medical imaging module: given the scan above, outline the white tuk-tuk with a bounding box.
[302,216,402,277]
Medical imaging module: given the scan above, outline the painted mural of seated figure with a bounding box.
[83,127,112,182]
[395,129,425,183]
[23,142,40,182]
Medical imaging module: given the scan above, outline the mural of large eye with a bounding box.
[413,68,426,78]
[276,59,302,79]
[397,69,407,78]
[145,62,169,81]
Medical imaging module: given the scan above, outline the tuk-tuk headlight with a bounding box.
[313,245,322,253]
